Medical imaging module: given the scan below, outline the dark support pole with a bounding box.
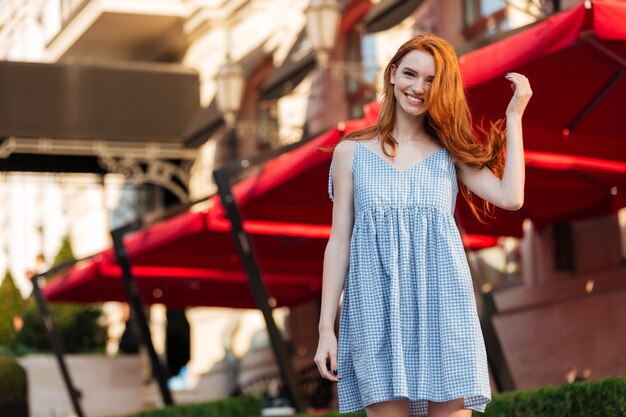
[213,160,307,413]
[227,128,238,161]
[464,250,516,392]
[31,273,86,417]
[478,290,516,392]
[111,223,174,406]
[567,70,624,134]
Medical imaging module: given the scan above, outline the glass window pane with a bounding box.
[481,0,506,16]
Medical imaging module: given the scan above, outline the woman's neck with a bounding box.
[392,110,429,143]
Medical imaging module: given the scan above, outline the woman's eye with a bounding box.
[404,71,414,77]
[426,79,433,85]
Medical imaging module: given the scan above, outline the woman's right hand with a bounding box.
[314,330,340,382]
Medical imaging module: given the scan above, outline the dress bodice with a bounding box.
[328,140,458,217]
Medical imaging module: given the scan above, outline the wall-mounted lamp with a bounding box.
[216,56,246,128]
[304,0,341,68]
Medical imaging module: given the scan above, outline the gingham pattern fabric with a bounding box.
[327,140,491,416]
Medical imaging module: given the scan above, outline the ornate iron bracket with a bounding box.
[98,155,194,203]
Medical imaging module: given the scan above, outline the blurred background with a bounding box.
[0,1,625,417]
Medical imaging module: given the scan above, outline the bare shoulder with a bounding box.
[332,139,357,172]
[334,138,357,157]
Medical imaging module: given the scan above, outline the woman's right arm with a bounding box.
[314,139,356,382]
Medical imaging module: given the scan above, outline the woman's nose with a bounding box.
[412,79,425,94]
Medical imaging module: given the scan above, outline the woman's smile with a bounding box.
[405,93,424,106]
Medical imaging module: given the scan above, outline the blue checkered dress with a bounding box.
[328,139,492,416]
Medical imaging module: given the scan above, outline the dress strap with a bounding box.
[353,138,361,169]
[328,157,335,202]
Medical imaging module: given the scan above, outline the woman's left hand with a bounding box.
[505,72,532,117]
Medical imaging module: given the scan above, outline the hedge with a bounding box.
[126,396,263,417]
[124,375,626,417]
[0,356,27,401]
[482,375,625,417]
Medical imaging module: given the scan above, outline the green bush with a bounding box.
[123,375,626,417]
[12,300,106,354]
[0,356,27,401]
[126,395,262,417]
[480,375,626,417]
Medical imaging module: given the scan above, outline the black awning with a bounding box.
[0,60,200,173]
[259,30,316,101]
[181,46,272,147]
[364,0,425,33]
[0,60,199,143]
[180,99,223,148]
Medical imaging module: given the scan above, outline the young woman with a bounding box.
[314,34,531,417]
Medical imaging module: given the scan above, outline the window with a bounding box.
[464,0,507,25]
[236,54,278,157]
[344,28,377,120]
[255,101,279,152]
[463,0,510,39]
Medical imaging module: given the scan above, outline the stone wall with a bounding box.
[19,354,144,417]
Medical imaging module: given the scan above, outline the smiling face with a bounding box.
[390,49,436,118]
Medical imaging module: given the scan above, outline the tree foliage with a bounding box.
[52,235,75,268]
[13,300,106,353]
[10,235,107,354]
[0,271,24,345]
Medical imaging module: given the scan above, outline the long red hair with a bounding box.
[320,33,506,223]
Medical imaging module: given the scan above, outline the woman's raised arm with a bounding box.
[456,72,532,211]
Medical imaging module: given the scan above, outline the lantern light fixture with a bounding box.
[304,0,342,68]
[216,56,246,128]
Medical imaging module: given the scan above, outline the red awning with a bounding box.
[462,234,500,250]
[43,1,626,306]
[460,0,626,161]
[209,117,510,241]
[457,150,626,235]
[44,122,496,307]
[43,256,322,309]
[45,119,626,306]
[210,1,626,237]
[456,0,626,234]
[44,201,328,308]
[213,110,626,240]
